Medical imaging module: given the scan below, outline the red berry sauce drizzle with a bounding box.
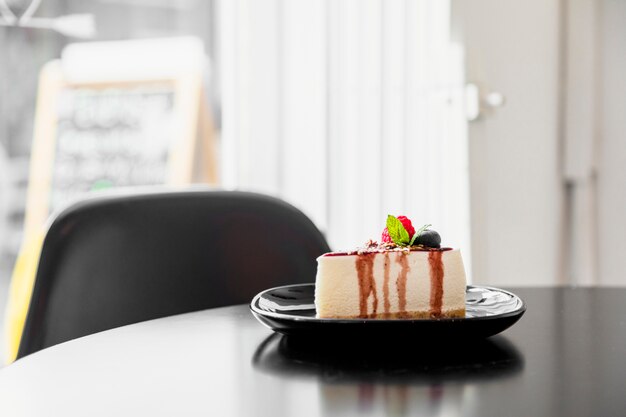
[328,243,450,319]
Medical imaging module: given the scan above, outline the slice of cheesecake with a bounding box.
[315,216,467,319]
[315,248,466,319]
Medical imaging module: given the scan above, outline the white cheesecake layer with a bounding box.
[315,249,467,318]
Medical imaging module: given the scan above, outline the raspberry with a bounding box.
[381,227,392,243]
[381,215,415,243]
[397,216,415,238]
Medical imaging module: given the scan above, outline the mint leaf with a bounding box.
[386,215,410,246]
[409,223,432,246]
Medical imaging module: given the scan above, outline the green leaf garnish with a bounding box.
[386,215,411,246]
[410,223,432,246]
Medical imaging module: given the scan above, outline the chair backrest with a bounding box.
[17,189,330,359]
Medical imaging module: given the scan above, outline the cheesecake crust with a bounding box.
[319,308,466,320]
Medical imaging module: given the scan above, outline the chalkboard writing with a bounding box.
[23,59,215,241]
[50,86,175,211]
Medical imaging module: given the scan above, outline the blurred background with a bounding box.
[0,0,625,346]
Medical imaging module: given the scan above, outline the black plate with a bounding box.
[250,284,526,339]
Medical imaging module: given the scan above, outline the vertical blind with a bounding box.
[218,0,470,274]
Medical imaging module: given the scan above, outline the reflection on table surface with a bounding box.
[253,333,524,382]
[253,333,524,415]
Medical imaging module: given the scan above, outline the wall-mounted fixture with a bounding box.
[0,0,96,38]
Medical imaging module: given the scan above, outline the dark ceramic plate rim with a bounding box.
[250,284,526,323]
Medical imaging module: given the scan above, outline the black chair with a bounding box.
[17,189,330,359]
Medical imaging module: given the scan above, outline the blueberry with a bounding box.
[414,230,441,248]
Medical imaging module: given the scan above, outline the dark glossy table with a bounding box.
[0,287,625,416]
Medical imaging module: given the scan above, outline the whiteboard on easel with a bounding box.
[23,37,218,239]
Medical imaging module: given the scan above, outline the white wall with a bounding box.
[453,0,626,286]
[597,0,626,285]
[452,0,563,286]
